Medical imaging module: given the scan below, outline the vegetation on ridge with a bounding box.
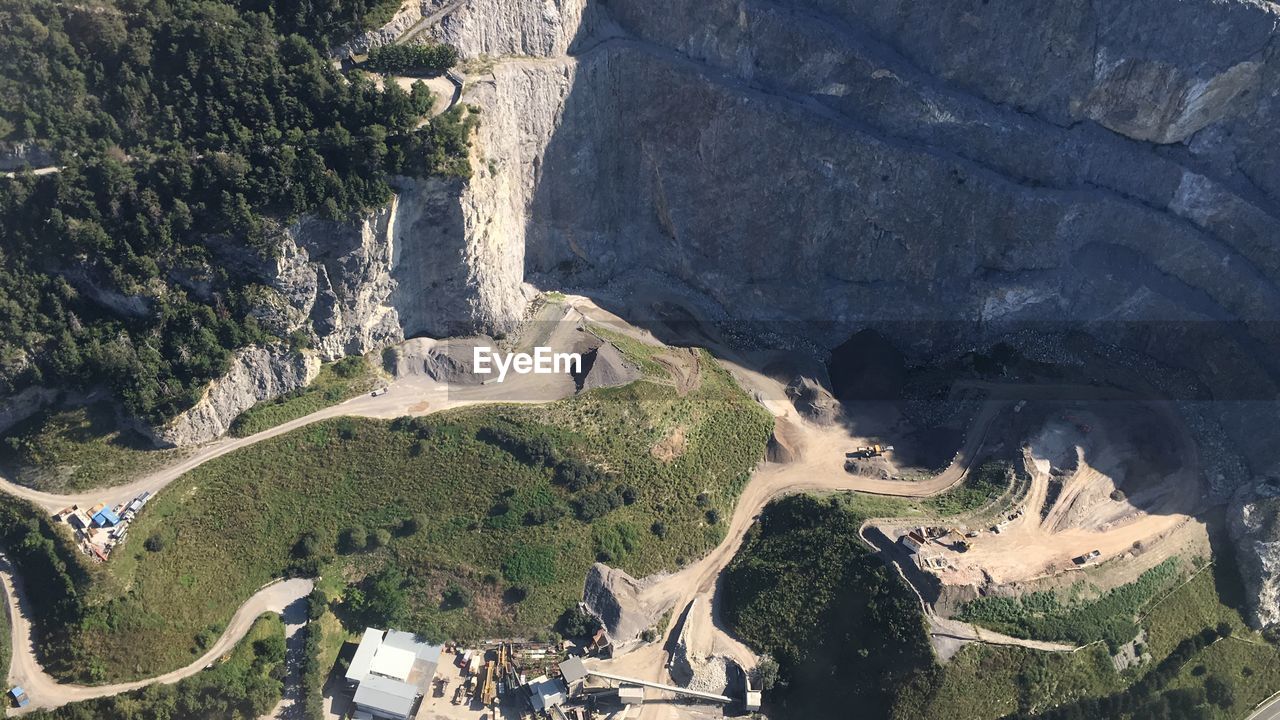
[26,615,286,720]
[0,0,472,424]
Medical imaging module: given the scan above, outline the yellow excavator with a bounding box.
[846,444,893,459]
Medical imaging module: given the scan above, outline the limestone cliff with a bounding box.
[171,0,1280,450]
[386,0,1280,621]
[144,0,1280,608]
[1231,481,1280,629]
[155,345,320,446]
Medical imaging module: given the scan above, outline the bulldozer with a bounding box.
[847,444,893,459]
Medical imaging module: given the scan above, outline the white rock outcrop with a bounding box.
[1230,482,1280,629]
[432,0,588,58]
[156,346,321,446]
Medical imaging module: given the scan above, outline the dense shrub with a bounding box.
[0,500,89,677]
[959,559,1179,651]
[574,487,625,521]
[441,584,470,610]
[524,504,567,526]
[477,424,559,466]
[557,606,601,639]
[366,43,460,74]
[339,526,368,553]
[344,568,409,628]
[555,458,608,491]
[721,496,934,718]
[299,590,327,720]
[0,0,474,423]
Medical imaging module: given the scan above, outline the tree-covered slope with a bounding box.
[0,0,469,423]
[721,495,936,718]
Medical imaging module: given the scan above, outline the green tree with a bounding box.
[348,568,408,627]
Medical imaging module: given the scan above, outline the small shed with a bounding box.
[559,656,588,686]
[92,508,121,528]
[9,687,29,708]
[899,530,927,553]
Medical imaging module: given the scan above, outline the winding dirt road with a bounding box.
[0,552,312,716]
[0,359,581,515]
[0,296,1201,717]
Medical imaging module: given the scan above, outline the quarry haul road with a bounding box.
[0,295,1194,715]
[0,553,312,716]
[0,362,582,515]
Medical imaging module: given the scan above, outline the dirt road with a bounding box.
[582,326,1201,720]
[0,361,581,515]
[0,552,312,716]
[0,295,1203,718]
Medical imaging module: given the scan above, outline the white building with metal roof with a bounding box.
[354,675,419,720]
[344,627,445,720]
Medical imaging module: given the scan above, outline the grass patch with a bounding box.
[958,559,1180,651]
[830,491,927,520]
[924,461,1015,516]
[63,355,771,681]
[892,643,1124,720]
[1138,557,1280,717]
[894,555,1280,719]
[585,325,669,379]
[229,355,380,437]
[0,402,184,492]
[29,614,285,720]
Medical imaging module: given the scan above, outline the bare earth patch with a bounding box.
[651,426,688,463]
[654,349,702,396]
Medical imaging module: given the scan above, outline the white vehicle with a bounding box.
[370,387,388,397]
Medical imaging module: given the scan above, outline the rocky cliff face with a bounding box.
[1231,481,1280,629]
[154,0,1280,612]
[155,345,320,446]
[395,0,1280,623]
[415,0,1280,388]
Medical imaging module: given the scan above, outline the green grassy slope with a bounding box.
[28,615,286,720]
[894,556,1280,719]
[0,402,186,492]
[67,356,771,681]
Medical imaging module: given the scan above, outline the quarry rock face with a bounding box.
[259,175,491,360]
[1230,482,1280,630]
[156,345,321,447]
[785,377,840,426]
[151,0,1280,606]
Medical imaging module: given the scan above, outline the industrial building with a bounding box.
[346,628,443,720]
[526,674,569,713]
